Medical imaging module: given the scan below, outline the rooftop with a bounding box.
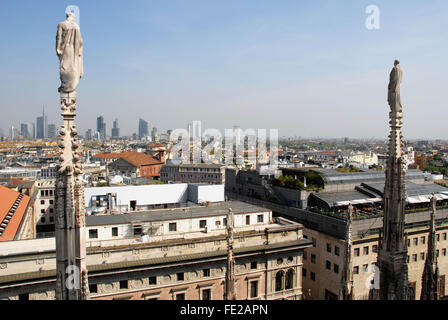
[86,200,267,226]
[0,186,30,241]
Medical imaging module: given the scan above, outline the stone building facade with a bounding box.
[0,202,311,300]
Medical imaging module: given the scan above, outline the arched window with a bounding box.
[285,269,294,290]
[275,270,284,292]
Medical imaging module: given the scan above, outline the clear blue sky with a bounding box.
[1,0,448,139]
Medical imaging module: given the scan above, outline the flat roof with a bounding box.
[86,200,268,226]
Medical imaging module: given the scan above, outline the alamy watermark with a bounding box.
[170,121,278,167]
[365,5,380,30]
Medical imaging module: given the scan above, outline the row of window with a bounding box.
[407,248,447,262]
[302,268,316,281]
[40,199,54,205]
[40,189,54,197]
[326,243,340,256]
[354,245,378,257]
[88,213,266,239]
[325,260,339,274]
[408,233,448,247]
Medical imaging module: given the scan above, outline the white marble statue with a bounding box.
[56,12,83,93]
[387,59,403,114]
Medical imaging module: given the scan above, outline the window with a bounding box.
[420,252,425,260]
[201,289,211,300]
[311,254,316,264]
[437,250,440,257]
[49,216,54,223]
[223,218,227,226]
[407,255,410,263]
[149,276,157,285]
[40,190,44,197]
[250,281,259,298]
[112,227,118,237]
[421,236,426,245]
[203,268,210,277]
[302,268,307,277]
[49,200,53,204]
[119,280,128,289]
[133,226,142,235]
[40,200,45,205]
[363,264,368,272]
[257,214,264,223]
[275,271,284,291]
[49,208,53,214]
[413,238,418,246]
[363,246,369,255]
[41,209,45,214]
[310,272,316,281]
[326,243,331,253]
[285,269,294,290]
[303,251,307,260]
[334,264,339,274]
[41,217,46,223]
[437,234,440,242]
[89,284,98,293]
[251,261,257,270]
[372,245,378,253]
[326,260,331,270]
[176,293,185,300]
[353,266,359,274]
[89,229,98,239]
[176,272,184,281]
[334,246,340,256]
[408,239,411,247]
[444,233,447,241]
[312,238,316,247]
[215,220,221,226]
[199,220,207,228]
[169,223,177,232]
[443,248,447,256]
[246,216,250,225]
[412,254,417,262]
[354,248,360,257]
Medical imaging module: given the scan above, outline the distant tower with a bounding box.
[376,60,410,300]
[420,195,439,300]
[225,208,236,300]
[111,118,120,138]
[340,204,354,300]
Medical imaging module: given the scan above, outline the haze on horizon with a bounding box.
[0,0,447,140]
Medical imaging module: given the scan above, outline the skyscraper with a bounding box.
[97,116,106,140]
[111,118,120,138]
[20,123,30,139]
[36,107,48,139]
[151,126,158,142]
[48,124,57,139]
[138,118,149,140]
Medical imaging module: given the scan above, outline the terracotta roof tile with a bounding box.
[0,186,30,242]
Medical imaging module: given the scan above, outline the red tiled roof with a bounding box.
[93,152,162,167]
[0,186,30,242]
[147,142,165,148]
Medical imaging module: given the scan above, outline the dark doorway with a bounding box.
[130,200,137,211]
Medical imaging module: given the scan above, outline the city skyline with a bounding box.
[1,1,448,139]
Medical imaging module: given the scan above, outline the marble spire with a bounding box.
[54,12,89,300]
[376,60,410,300]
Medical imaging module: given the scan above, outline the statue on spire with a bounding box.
[56,12,83,93]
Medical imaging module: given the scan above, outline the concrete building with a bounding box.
[161,163,226,185]
[0,201,312,300]
[84,183,225,214]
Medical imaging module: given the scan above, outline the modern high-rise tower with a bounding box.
[36,106,48,139]
[138,118,149,140]
[96,116,106,140]
[111,118,120,138]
